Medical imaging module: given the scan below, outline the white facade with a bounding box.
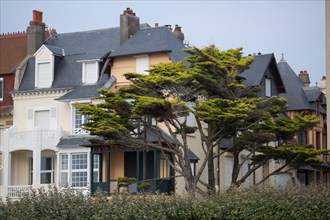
[0,46,94,200]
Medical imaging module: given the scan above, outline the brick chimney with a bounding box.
[298,70,311,87]
[172,24,184,42]
[120,8,140,44]
[27,10,46,55]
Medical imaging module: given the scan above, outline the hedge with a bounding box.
[0,185,329,219]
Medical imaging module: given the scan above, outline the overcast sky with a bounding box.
[0,0,326,85]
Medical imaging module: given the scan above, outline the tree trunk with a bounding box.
[231,150,240,188]
[207,147,216,194]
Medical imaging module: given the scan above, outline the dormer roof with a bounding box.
[239,53,285,93]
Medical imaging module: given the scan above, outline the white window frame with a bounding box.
[78,59,100,84]
[93,154,100,182]
[71,153,88,188]
[135,55,149,74]
[60,153,69,187]
[40,157,55,184]
[0,77,3,101]
[27,106,57,130]
[265,78,271,97]
[60,152,93,188]
[70,100,91,135]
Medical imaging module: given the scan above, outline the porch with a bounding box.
[0,127,68,199]
[89,145,174,194]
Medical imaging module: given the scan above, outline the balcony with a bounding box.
[1,126,69,152]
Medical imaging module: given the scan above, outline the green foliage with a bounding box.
[1,186,329,219]
[138,181,152,190]
[117,176,137,185]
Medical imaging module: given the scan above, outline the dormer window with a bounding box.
[79,60,100,84]
[34,45,64,88]
[36,62,51,88]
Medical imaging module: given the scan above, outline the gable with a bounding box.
[240,54,285,94]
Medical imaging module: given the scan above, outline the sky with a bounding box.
[0,0,326,85]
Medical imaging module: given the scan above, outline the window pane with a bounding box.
[61,154,68,170]
[61,172,68,187]
[41,157,52,171]
[41,172,52,184]
[72,153,88,170]
[72,171,88,187]
[265,78,271,97]
[93,154,99,169]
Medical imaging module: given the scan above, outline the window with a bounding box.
[27,107,56,130]
[160,153,170,178]
[0,77,3,101]
[36,62,51,88]
[71,153,88,187]
[40,157,54,184]
[136,56,149,74]
[60,154,69,187]
[316,132,321,149]
[298,130,307,145]
[265,78,271,97]
[73,106,90,135]
[83,62,98,84]
[34,110,50,130]
[93,154,100,182]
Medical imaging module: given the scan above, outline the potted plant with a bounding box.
[138,181,152,193]
[117,176,137,193]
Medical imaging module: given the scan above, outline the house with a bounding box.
[211,53,289,190]
[277,56,330,186]
[0,12,55,188]
[0,8,195,199]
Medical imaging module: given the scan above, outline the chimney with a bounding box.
[27,10,46,55]
[298,70,311,87]
[320,76,326,95]
[172,24,184,42]
[120,8,140,44]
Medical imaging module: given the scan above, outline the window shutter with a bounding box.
[37,62,51,88]
[50,107,57,129]
[84,63,97,84]
[136,56,149,74]
[27,108,34,130]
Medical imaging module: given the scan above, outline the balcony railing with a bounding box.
[7,185,32,199]
[1,127,68,151]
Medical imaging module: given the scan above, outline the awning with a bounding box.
[299,165,320,171]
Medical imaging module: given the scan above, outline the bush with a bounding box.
[0,185,329,219]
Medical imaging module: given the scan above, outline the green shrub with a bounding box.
[0,185,329,219]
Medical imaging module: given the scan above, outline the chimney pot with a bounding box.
[155,22,159,27]
[172,24,184,42]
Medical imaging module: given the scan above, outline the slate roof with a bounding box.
[239,53,285,93]
[44,45,65,57]
[277,58,316,111]
[17,24,188,100]
[109,26,189,65]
